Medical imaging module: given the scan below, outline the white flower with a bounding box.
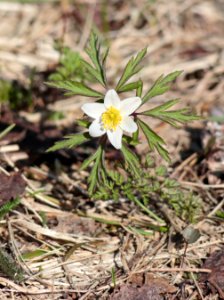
[81,89,141,149]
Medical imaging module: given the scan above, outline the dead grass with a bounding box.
[0,0,224,299]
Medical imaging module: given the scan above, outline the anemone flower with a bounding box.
[81,89,141,149]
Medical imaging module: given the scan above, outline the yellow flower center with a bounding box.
[101,106,122,131]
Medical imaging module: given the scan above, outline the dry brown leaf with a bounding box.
[0,172,26,205]
[110,274,176,300]
[200,249,224,299]
[53,214,98,236]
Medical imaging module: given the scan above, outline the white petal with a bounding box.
[89,119,106,137]
[104,89,121,109]
[82,103,106,119]
[120,97,142,116]
[107,127,123,149]
[120,116,138,133]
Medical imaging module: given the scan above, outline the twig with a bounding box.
[0,277,87,295]
[180,181,224,189]
[136,267,211,274]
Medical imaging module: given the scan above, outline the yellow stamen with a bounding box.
[101,106,122,131]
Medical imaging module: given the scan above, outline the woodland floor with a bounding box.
[0,1,224,299]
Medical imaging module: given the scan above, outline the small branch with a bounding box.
[131,196,165,224]
[136,267,211,274]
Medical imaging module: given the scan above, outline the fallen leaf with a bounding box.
[110,273,176,300]
[53,214,98,236]
[199,249,224,299]
[0,172,26,206]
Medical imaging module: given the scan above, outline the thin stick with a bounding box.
[136,267,211,274]
[180,181,224,189]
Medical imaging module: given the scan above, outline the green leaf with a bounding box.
[102,46,109,66]
[142,99,200,127]
[76,119,90,128]
[0,197,20,220]
[81,147,103,171]
[49,47,83,82]
[81,60,106,87]
[130,127,140,146]
[84,31,107,87]
[216,210,224,219]
[118,80,143,93]
[137,119,170,161]
[0,124,15,140]
[136,79,143,97]
[116,48,147,92]
[155,165,167,176]
[22,249,48,260]
[142,70,183,104]
[146,99,180,113]
[88,145,104,195]
[47,80,103,98]
[121,143,141,178]
[47,133,90,152]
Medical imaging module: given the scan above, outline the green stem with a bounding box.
[131,196,165,224]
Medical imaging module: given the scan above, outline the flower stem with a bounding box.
[131,195,165,224]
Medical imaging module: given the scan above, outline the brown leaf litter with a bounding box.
[0,172,26,205]
[110,273,176,300]
[200,249,224,299]
[0,0,223,299]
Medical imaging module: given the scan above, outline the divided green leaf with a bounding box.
[81,146,103,171]
[137,119,170,161]
[121,143,141,178]
[83,31,108,87]
[142,70,183,104]
[47,133,90,152]
[0,197,20,220]
[48,47,85,82]
[118,80,143,94]
[116,48,147,92]
[47,80,103,98]
[88,145,104,195]
[142,99,200,127]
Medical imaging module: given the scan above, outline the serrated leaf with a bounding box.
[142,99,200,127]
[88,145,104,195]
[155,165,167,176]
[145,99,180,114]
[81,147,102,171]
[107,171,124,185]
[156,143,170,162]
[118,80,143,93]
[84,31,107,87]
[47,133,90,152]
[47,80,103,98]
[121,143,141,178]
[102,46,109,66]
[116,48,147,92]
[137,119,170,161]
[0,197,20,220]
[142,70,183,104]
[81,60,106,87]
